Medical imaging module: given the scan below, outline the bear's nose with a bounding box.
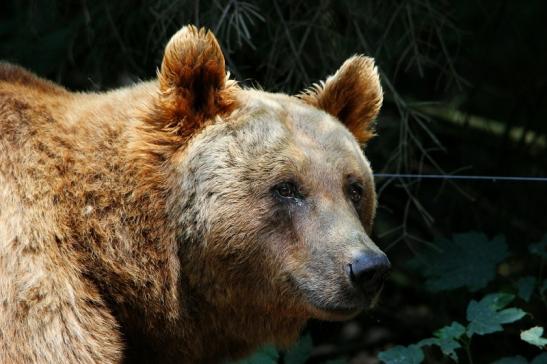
[348,250,391,293]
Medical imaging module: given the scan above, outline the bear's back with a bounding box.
[0,63,72,155]
[0,63,68,95]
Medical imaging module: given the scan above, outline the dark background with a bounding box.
[2,1,546,363]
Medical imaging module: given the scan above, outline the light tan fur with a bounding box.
[0,26,384,363]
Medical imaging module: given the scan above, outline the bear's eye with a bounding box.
[273,182,300,200]
[348,182,363,203]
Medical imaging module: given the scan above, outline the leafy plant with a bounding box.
[377,230,547,364]
[237,345,279,364]
[521,327,547,349]
[410,232,509,292]
[378,293,528,364]
[234,335,321,364]
[378,345,424,364]
[417,322,465,361]
[466,293,526,336]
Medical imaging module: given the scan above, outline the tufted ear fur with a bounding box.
[298,56,383,144]
[153,25,237,138]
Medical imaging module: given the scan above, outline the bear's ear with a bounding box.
[155,25,236,136]
[298,56,383,144]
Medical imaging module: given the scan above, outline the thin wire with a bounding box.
[374,173,547,182]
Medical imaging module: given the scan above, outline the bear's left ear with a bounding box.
[298,56,383,144]
[154,25,236,137]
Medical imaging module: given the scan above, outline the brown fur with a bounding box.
[298,56,383,143]
[0,26,385,363]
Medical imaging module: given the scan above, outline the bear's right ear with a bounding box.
[154,25,237,137]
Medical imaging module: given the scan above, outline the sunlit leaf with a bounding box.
[466,293,526,337]
[378,345,424,364]
[412,233,509,292]
[521,327,547,349]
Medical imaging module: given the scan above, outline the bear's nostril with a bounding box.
[348,250,391,292]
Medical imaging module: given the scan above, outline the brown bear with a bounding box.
[0,26,390,363]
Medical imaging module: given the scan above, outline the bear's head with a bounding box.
[140,26,390,342]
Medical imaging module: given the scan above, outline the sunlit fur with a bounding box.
[0,25,384,363]
[298,55,383,143]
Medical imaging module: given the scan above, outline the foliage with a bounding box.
[375,233,546,364]
[466,293,526,336]
[234,335,343,364]
[411,233,508,292]
[520,327,547,349]
[378,345,424,364]
[418,322,465,361]
[378,293,527,363]
[236,345,279,364]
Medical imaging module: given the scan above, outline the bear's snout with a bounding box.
[348,250,391,295]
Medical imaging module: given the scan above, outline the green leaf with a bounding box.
[412,233,509,292]
[529,235,547,258]
[378,345,424,364]
[436,322,466,340]
[466,293,526,337]
[416,338,437,347]
[432,322,466,361]
[492,356,528,364]
[521,327,547,348]
[417,322,466,361]
[284,334,312,364]
[531,353,547,364]
[516,276,537,302]
[236,345,279,364]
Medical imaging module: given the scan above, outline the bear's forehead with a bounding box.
[233,90,370,172]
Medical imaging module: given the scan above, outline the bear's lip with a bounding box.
[286,274,383,320]
[303,286,384,321]
[306,302,364,321]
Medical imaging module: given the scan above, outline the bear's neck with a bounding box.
[121,280,307,363]
[59,83,182,326]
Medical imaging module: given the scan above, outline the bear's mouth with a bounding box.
[311,303,363,320]
[298,284,383,321]
[286,274,383,320]
[297,288,369,321]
